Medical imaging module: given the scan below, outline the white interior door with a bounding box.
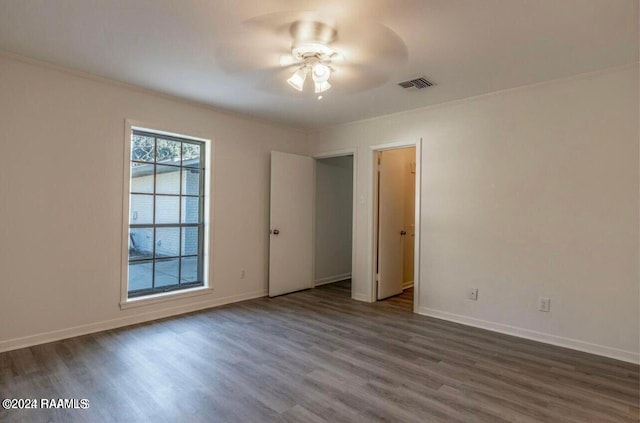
[269,151,315,297]
[377,149,406,300]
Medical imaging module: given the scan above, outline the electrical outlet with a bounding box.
[240,269,246,279]
[468,287,478,301]
[538,297,551,312]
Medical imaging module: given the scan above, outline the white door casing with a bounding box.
[269,151,315,297]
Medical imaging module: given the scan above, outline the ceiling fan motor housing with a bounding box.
[292,42,334,62]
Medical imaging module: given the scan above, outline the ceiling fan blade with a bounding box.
[245,10,338,39]
[328,63,391,94]
[330,51,345,62]
[279,54,301,67]
[331,21,408,70]
[215,34,291,73]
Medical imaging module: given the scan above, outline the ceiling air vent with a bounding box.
[398,76,434,90]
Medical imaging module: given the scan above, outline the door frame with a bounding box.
[313,148,358,296]
[371,139,422,313]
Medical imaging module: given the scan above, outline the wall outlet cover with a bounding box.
[538,297,551,312]
[468,287,478,301]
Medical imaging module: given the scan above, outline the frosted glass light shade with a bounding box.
[312,63,330,82]
[287,68,307,91]
[314,80,331,93]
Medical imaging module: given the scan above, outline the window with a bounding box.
[126,129,206,298]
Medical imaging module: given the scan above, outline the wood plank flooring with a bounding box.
[1,280,638,422]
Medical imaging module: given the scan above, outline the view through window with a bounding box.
[127,130,205,298]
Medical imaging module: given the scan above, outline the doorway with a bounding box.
[268,143,420,308]
[268,150,356,299]
[374,147,416,308]
[314,154,355,297]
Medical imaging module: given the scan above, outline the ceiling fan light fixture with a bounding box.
[314,80,331,94]
[283,22,341,96]
[312,63,331,93]
[312,63,330,82]
[287,67,307,91]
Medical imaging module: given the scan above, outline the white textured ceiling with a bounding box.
[0,0,637,128]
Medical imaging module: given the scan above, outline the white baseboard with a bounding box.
[352,292,372,303]
[0,289,268,354]
[314,273,352,287]
[402,280,414,290]
[419,307,639,364]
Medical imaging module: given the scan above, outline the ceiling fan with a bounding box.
[279,21,342,95]
[217,12,408,98]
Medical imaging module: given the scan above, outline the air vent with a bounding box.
[398,76,434,90]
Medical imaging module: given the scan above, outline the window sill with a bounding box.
[120,286,213,310]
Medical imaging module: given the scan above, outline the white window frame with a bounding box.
[120,119,214,309]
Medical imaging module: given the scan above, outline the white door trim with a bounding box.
[370,139,422,313]
[313,148,358,299]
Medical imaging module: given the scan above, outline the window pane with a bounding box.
[182,168,201,196]
[181,197,200,223]
[181,256,199,283]
[155,227,180,258]
[156,139,181,164]
[128,260,153,292]
[155,165,180,195]
[129,228,153,260]
[130,194,154,224]
[131,135,155,163]
[130,163,154,193]
[128,132,205,299]
[182,143,201,167]
[155,196,179,224]
[155,258,179,288]
[181,227,199,256]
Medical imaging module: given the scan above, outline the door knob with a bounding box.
[400,230,407,235]
[271,229,280,235]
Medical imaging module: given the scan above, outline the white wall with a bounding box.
[315,156,353,284]
[310,65,639,363]
[0,54,310,349]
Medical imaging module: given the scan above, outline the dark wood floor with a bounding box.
[1,280,638,422]
[384,285,414,310]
